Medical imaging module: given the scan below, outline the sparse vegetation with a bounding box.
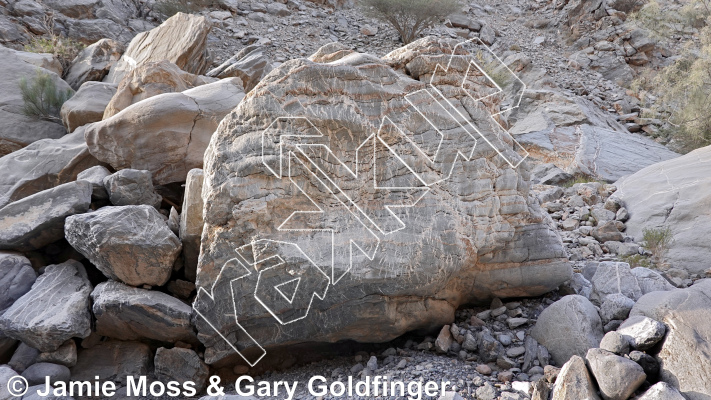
[358,0,463,44]
[19,69,73,123]
[620,253,653,269]
[561,173,602,188]
[642,226,674,267]
[23,15,84,75]
[154,0,216,19]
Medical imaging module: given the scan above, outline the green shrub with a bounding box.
[23,15,84,75]
[642,226,673,267]
[19,69,73,123]
[358,0,463,44]
[619,253,652,269]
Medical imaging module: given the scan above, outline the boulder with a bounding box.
[530,295,604,365]
[154,347,209,393]
[599,331,629,355]
[0,128,99,209]
[207,45,273,92]
[8,48,62,76]
[37,340,77,368]
[617,315,666,351]
[0,46,70,156]
[60,81,117,132]
[179,168,204,282]
[63,38,125,90]
[614,145,711,274]
[0,252,36,313]
[21,362,70,385]
[103,169,162,208]
[599,293,634,324]
[588,262,643,304]
[70,340,152,385]
[65,205,181,287]
[550,355,600,400]
[637,382,685,400]
[76,165,111,200]
[0,260,92,352]
[195,39,572,365]
[86,77,245,185]
[585,348,646,400]
[629,350,659,378]
[91,280,196,343]
[591,221,623,243]
[630,267,675,295]
[0,365,21,400]
[105,12,211,84]
[530,163,572,185]
[8,342,39,373]
[103,60,216,119]
[0,181,92,251]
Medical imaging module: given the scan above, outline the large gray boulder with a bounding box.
[531,295,604,365]
[91,280,196,343]
[585,348,646,400]
[0,252,36,313]
[207,45,273,92]
[630,280,711,399]
[617,315,666,351]
[588,261,643,304]
[154,347,209,393]
[0,46,70,157]
[70,340,152,385]
[63,38,124,90]
[65,205,181,287]
[0,181,92,251]
[103,169,162,208]
[615,145,711,274]
[194,38,572,366]
[637,382,686,400]
[0,260,92,352]
[60,81,117,132]
[0,128,99,210]
[0,365,21,400]
[550,355,601,400]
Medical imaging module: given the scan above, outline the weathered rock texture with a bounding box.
[179,168,204,282]
[70,340,152,385]
[614,145,711,274]
[586,348,646,400]
[92,280,196,343]
[105,13,211,84]
[0,260,92,352]
[65,205,182,287]
[86,78,245,185]
[0,252,36,314]
[551,355,600,400]
[207,45,273,92]
[630,280,711,399]
[154,347,209,393]
[64,38,125,90]
[60,81,117,132]
[194,39,572,366]
[103,169,162,208]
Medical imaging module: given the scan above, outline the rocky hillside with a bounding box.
[0,0,709,400]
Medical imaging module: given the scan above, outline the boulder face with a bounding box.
[105,12,212,84]
[614,145,711,274]
[60,81,117,132]
[0,252,36,314]
[63,38,125,90]
[195,39,572,366]
[207,45,273,92]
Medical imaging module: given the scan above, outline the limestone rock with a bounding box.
[550,355,600,400]
[616,315,666,351]
[179,168,204,282]
[195,39,572,365]
[531,163,572,185]
[588,262,642,304]
[630,267,675,295]
[8,342,39,373]
[0,252,36,313]
[70,340,152,385]
[154,347,209,393]
[105,12,211,84]
[65,205,181,287]
[0,129,99,209]
[60,81,117,132]
[8,48,62,76]
[76,165,111,200]
[0,181,92,251]
[637,382,685,400]
[591,221,623,243]
[599,331,629,355]
[531,295,604,365]
[207,45,273,92]
[0,365,21,400]
[37,340,77,368]
[615,145,711,274]
[585,348,646,400]
[103,169,162,208]
[86,78,245,185]
[64,38,124,90]
[599,293,634,324]
[0,260,92,352]
[92,280,196,343]
[21,362,70,385]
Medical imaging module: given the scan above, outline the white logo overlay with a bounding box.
[194,38,529,366]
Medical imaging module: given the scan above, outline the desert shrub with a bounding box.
[358,0,463,44]
[642,226,673,266]
[619,253,652,269]
[154,0,216,19]
[23,15,85,75]
[19,69,73,123]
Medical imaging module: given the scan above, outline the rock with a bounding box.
[616,315,666,351]
[0,252,36,313]
[462,333,478,351]
[0,365,22,400]
[103,169,162,208]
[36,340,77,368]
[585,348,646,400]
[103,60,216,119]
[195,38,572,365]
[86,78,245,185]
[166,279,195,299]
[599,331,629,355]
[155,347,209,393]
[106,12,212,84]
[76,165,111,200]
[65,205,181,287]
[475,382,497,400]
[588,262,643,304]
[480,25,496,45]
[599,293,634,324]
[0,181,92,251]
[70,340,152,385]
[8,48,62,75]
[0,129,99,209]
[21,362,70,385]
[603,241,638,256]
[60,81,117,132]
[435,325,453,353]
[614,146,711,274]
[592,221,624,243]
[179,169,204,282]
[8,342,39,373]
[629,350,659,378]
[531,163,572,185]
[447,15,481,31]
[207,45,273,92]
[360,25,378,36]
[550,355,600,400]
[91,280,196,343]
[531,295,604,365]
[64,38,124,90]
[476,364,492,375]
[636,382,685,400]
[0,46,70,157]
[0,260,92,352]
[479,330,504,363]
[522,336,539,371]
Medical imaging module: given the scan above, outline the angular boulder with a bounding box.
[195,39,572,365]
[588,261,643,304]
[76,165,111,200]
[63,38,125,90]
[0,252,36,314]
[179,168,204,282]
[207,45,273,92]
[0,181,93,251]
[103,169,162,208]
[154,347,209,393]
[70,340,152,385]
[585,348,646,400]
[60,81,117,132]
[92,280,196,343]
[65,205,181,287]
[551,355,600,400]
[86,77,245,184]
[637,382,686,400]
[617,315,666,351]
[0,260,92,352]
